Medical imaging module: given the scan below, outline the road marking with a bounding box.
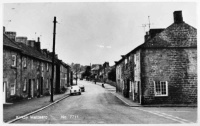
[132,107,194,124]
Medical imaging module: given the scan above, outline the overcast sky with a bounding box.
[3,1,197,66]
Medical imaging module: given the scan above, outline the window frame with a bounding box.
[24,57,27,68]
[23,78,27,92]
[10,79,16,95]
[154,81,168,96]
[11,55,17,67]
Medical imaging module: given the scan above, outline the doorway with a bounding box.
[3,81,7,103]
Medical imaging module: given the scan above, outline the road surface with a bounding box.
[14,80,197,124]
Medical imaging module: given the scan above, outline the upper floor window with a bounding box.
[24,57,27,68]
[154,81,168,96]
[41,63,44,71]
[11,55,16,67]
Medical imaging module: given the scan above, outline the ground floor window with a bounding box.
[154,81,168,96]
[129,81,132,92]
[23,78,27,92]
[10,79,16,95]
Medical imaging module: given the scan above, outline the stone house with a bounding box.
[55,59,71,94]
[3,28,72,102]
[115,11,197,105]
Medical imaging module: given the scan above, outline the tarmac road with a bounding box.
[14,80,197,124]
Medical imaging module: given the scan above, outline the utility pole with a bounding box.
[50,17,57,102]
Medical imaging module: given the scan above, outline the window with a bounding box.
[41,63,44,71]
[10,79,16,95]
[154,81,168,96]
[24,57,27,68]
[36,79,39,90]
[129,81,132,92]
[23,78,27,91]
[47,63,49,71]
[11,55,16,67]
[46,79,49,88]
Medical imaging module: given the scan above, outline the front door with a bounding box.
[28,79,31,98]
[3,81,7,103]
[138,81,142,104]
[132,81,135,101]
[41,77,43,95]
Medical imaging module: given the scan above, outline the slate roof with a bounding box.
[142,22,197,48]
[115,21,197,66]
[3,33,51,62]
[3,34,21,51]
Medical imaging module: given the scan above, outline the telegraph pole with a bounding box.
[50,17,57,102]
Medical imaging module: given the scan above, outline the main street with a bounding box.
[14,80,197,124]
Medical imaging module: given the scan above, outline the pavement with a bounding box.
[3,87,71,123]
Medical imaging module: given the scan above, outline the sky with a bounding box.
[2,1,197,66]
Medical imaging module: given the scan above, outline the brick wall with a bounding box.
[141,48,197,105]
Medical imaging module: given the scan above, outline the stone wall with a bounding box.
[141,48,197,104]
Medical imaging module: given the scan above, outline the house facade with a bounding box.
[115,11,197,105]
[3,28,71,103]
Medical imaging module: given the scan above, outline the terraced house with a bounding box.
[3,27,71,103]
[115,11,197,105]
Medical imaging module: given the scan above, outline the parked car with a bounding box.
[70,85,81,95]
[79,84,85,92]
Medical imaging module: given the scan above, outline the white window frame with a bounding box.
[11,55,16,67]
[129,81,132,92]
[23,78,27,91]
[154,81,168,96]
[10,79,16,95]
[41,63,44,71]
[36,79,39,90]
[47,63,49,71]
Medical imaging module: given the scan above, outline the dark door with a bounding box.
[126,79,130,98]
[28,79,31,98]
[40,77,43,95]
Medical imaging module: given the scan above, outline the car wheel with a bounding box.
[79,92,81,95]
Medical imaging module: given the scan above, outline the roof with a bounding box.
[17,42,52,62]
[142,22,197,48]
[3,34,22,51]
[115,22,197,66]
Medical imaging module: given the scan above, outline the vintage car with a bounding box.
[79,84,85,92]
[70,85,81,95]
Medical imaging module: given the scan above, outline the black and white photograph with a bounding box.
[1,0,198,124]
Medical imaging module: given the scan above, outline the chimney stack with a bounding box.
[27,40,35,47]
[173,11,184,23]
[5,31,16,41]
[16,37,28,44]
[35,37,41,51]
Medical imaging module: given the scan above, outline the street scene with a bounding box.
[2,1,198,124]
[5,80,198,124]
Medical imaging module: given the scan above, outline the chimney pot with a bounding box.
[173,11,183,23]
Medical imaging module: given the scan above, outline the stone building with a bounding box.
[3,28,71,102]
[115,11,197,105]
